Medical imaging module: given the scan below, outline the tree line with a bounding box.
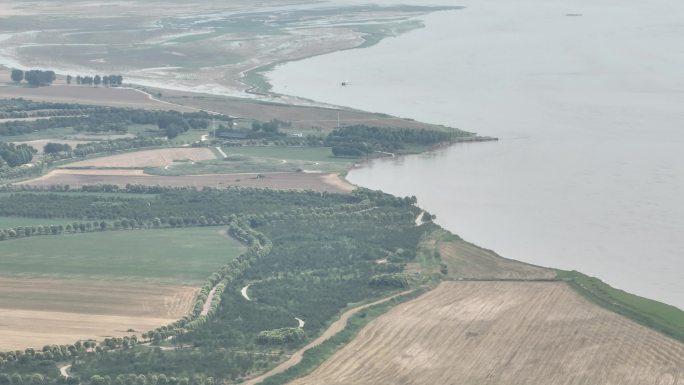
[11,70,56,86]
[0,138,165,183]
[68,75,123,87]
[326,125,466,157]
[0,142,36,167]
[0,186,358,221]
[9,70,123,87]
[0,100,231,140]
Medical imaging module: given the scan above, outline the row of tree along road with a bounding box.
[10,69,123,87]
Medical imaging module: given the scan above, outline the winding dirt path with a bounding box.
[241,284,252,301]
[415,211,424,226]
[241,289,413,385]
[59,364,71,378]
[295,317,305,328]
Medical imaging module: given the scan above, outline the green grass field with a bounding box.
[4,127,76,142]
[146,146,353,175]
[229,146,349,163]
[558,270,684,343]
[0,216,72,228]
[0,227,244,284]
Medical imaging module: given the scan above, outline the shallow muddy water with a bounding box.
[269,0,684,309]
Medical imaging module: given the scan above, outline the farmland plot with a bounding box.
[290,281,684,385]
[0,227,244,350]
[62,148,218,168]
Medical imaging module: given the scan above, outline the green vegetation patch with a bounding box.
[0,227,244,284]
[147,146,352,175]
[230,146,349,164]
[558,270,684,343]
[0,216,71,228]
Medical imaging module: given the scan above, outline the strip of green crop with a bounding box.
[558,270,684,343]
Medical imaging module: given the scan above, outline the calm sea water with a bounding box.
[268,0,684,309]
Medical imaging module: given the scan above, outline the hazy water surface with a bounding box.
[268,0,684,309]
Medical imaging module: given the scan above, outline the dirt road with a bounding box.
[241,290,413,385]
[241,284,251,301]
[201,286,218,316]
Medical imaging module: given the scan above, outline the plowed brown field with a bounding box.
[62,148,217,168]
[290,282,684,385]
[0,85,196,111]
[0,278,198,350]
[18,169,353,193]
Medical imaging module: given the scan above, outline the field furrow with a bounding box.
[290,282,684,385]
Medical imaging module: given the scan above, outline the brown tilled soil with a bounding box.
[0,84,196,111]
[0,277,198,351]
[18,169,354,193]
[62,148,217,168]
[158,90,458,132]
[289,281,684,385]
[0,78,462,133]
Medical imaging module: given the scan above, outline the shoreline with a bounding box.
[2,66,682,322]
[0,6,682,346]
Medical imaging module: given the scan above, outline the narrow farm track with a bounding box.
[241,290,413,385]
[241,284,252,301]
[414,211,424,226]
[215,146,228,158]
[201,286,218,316]
[289,282,684,385]
[60,148,216,168]
[59,364,71,378]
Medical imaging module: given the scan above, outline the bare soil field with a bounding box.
[0,85,196,111]
[0,277,198,351]
[18,169,354,193]
[62,148,217,168]
[159,90,458,132]
[290,281,684,385]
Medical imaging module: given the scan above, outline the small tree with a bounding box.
[11,69,23,83]
[29,374,43,385]
[10,374,22,385]
[66,75,72,85]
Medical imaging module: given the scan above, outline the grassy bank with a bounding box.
[558,270,684,343]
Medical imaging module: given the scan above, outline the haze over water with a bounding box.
[269,0,684,309]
